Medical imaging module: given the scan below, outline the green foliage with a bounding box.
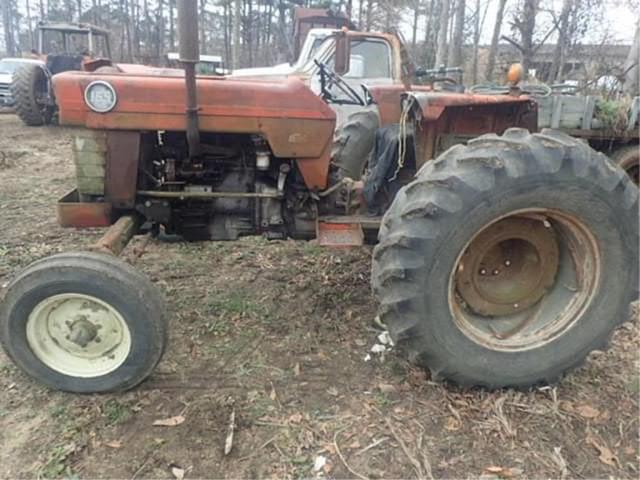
[595,98,631,132]
[102,399,132,425]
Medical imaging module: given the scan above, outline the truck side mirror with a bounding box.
[334,32,350,76]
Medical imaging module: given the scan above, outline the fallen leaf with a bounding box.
[576,405,600,419]
[485,466,504,474]
[104,440,122,449]
[586,435,619,467]
[293,363,301,376]
[484,466,516,478]
[326,387,338,397]
[445,416,461,431]
[378,383,396,393]
[558,400,574,413]
[269,387,277,401]
[153,415,185,427]
[171,466,185,480]
[288,412,303,424]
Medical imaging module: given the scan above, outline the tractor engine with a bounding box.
[134,131,314,241]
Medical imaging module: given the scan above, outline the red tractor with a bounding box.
[0,2,637,393]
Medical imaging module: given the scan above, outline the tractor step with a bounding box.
[316,215,381,247]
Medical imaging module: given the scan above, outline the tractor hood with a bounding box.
[0,73,11,85]
[52,69,337,188]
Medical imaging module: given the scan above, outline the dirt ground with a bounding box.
[0,114,638,479]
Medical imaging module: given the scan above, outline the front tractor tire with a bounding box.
[0,252,167,393]
[372,128,639,388]
[11,63,54,126]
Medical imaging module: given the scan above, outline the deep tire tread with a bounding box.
[372,129,639,388]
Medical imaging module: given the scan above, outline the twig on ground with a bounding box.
[355,436,389,456]
[333,427,369,480]
[224,408,236,455]
[130,453,154,480]
[384,417,424,479]
[237,434,280,461]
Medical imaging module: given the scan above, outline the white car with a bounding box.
[0,58,45,107]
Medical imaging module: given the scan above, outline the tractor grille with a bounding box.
[0,83,11,104]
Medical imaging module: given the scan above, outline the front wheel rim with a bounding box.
[449,209,601,352]
[26,293,132,378]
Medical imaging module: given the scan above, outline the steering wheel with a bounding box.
[314,60,365,106]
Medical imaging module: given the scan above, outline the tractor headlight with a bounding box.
[84,81,117,113]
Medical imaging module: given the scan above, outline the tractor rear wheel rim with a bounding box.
[449,209,600,351]
[26,293,132,377]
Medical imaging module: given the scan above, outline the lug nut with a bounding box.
[513,303,519,308]
[479,268,487,276]
[504,260,511,267]
[492,269,500,275]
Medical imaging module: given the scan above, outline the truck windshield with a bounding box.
[299,36,392,80]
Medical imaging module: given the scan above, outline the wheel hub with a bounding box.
[67,316,99,348]
[26,293,132,378]
[456,217,559,316]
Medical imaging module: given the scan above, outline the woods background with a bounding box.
[1,0,638,89]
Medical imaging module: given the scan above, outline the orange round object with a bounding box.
[507,63,523,85]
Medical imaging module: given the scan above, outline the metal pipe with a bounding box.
[137,190,280,199]
[91,215,140,256]
[177,0,202,159]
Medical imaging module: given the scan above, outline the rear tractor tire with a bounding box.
[10,63,54,126]
[610,144,639,185]
[0,252,167,393]
[372,128,639,388]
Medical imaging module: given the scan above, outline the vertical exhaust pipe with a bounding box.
[177,0,202,158]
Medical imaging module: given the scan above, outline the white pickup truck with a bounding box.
[0,58,45,107]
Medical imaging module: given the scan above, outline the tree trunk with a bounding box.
[485,0,507,81]
[423,0,438,67]
[411,1,420,48]
[232,0,241,68]
[223,0,230,67]
[156,0,164,61]
[549,0,572,82]
[169,0,175,51]
[434,0,450,67]
[247,0,254,66]
[518,0,540,78]
[26,0,34,50]
[471,0,482,84]
[2,0,16,56]
[199,0,207,53]
[448,0,465,67]
[623,23,640,95]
